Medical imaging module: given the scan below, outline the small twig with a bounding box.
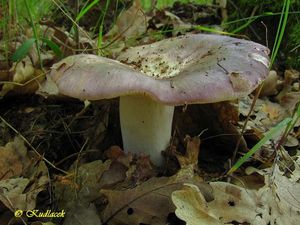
[0,116,68,175]
[74,0,80,50]
[50,0,93,44]
[217,62,229,74]
[68,100,91,128]
[59,115,80,151]
[73,138,89,199]
[55,149,99,166]
[248,6,262,41]
[227,1,261,40]
[290,44,300,52]
[201,132,252,141]
[197,128,208,137]
[0,71,47,86]
[231,84,263,163]
[260,21,269,48]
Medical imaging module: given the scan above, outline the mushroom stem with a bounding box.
[120,95,174,165]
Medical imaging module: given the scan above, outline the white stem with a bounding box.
[120,95,174,165]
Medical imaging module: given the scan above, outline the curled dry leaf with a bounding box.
[0,137,48,213]
[259,70,279,97]
[0,57,44,96]
[172,156,300,225]
[0,57,34,96]
[172,184,222,225]
[276,69,299,102]
[175,136,200,169]
[278,92,300,113]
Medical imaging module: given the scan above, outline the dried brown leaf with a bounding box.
[259,70,279,97]
[172,156,300,225]
[0,161,48,211]
[104,0,148,41]
[0,137,30,180]
[100,168,211,225]
[54,160,111,210]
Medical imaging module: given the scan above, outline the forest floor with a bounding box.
[0,1,299,225]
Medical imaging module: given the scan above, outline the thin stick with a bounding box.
[0,116,68,175]
[0,71,47,86]
[231,84,263,163]
[73,137,89,199]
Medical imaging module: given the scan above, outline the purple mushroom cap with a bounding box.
[46,33,269,105]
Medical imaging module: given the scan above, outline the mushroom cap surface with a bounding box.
[46,33,270,105]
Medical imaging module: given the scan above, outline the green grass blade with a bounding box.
[286,103,300,135]
[76,0,99,22]
[296,103,300,116]
[271,0,290,66]
[97,0,110,54]
[271,0,287,58]
[195,25,237,36]
[11,38,36,62]
[231,18,256,34]
[24,0,42,68]
[224,11,300,34]
[228,117,292,174]
[224,11,300,26]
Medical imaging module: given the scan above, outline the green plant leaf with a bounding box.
[287,103,300,133]
[97,0,110,53]
[41,38,63,58]
[11,38,36,62]
[195,25,236,36]
[228,117,292,174]
[271,0,291,66]
[231,18,256,34]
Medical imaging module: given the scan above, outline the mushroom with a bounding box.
[41,33,270,165]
